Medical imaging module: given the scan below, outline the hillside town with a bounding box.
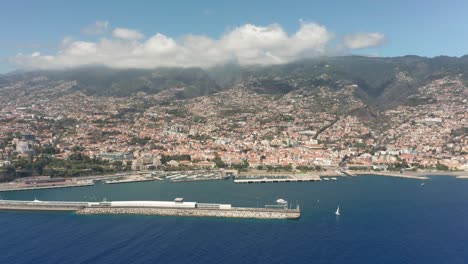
[0,74,467,180]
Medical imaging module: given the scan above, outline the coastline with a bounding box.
[352,171,429,180]
[352,170,467,178]
[1,169,467,192]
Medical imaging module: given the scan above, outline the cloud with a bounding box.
[12,22,385,70]
[343,32,385,49]
[81,20,110,35]
[113,27,145,40]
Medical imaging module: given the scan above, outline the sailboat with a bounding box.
[335,205,340,216]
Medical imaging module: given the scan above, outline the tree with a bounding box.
[436,163,449,171]
[213,152,225,168]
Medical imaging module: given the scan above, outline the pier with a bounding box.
[0,181,95,192]
[234,176,321,184]
[352,171,430,180]
[0,199,300,220]
[77,207,300,219]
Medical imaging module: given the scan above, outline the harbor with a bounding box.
[0,198,301,220]
[0,169,438,192]
[164,170,229,182]
[104,175,163,184]
[234,172,339,184]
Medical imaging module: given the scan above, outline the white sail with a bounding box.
[335,205,340,216]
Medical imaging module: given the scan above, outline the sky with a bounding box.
[1,0,467,73]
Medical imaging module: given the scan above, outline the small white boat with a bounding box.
[335,205,340,216]
[324,178,330,181]
[276,199,288,205]
[420,183,425,186]
[331,177,337,181]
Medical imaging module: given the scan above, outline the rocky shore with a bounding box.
[76,207,300,220]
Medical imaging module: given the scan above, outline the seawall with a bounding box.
[76,207,300,219]
[0,200,300,220]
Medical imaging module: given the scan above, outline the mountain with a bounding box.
[1,66,221,99]
[206,55,468,108]
[2,55,468,108]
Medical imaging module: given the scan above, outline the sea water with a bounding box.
[0,175,467,264]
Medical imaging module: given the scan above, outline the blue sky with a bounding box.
[1,0,467,73]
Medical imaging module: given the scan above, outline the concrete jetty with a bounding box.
[353,171,429,180]
[0,199,300,220]
[0,200,88,211]
[0,182,95,192]
[76,207,300,219]
[234,176,321,184]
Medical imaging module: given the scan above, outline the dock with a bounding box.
[0,182,95,192]
[353,171,430,180]
[234,176,321,184]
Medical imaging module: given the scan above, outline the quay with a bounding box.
[353,171,430,180]
[0,181,95,192]
[0,198,300,220]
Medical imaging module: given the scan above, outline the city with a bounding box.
[0,73,466,183]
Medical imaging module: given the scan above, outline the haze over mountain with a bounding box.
[2,55,468,108]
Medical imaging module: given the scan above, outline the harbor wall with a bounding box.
[0,200,300,219]
[76,207,300,219]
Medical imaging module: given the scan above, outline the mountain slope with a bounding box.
[2,55,468,107]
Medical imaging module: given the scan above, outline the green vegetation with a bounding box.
[296,165,323,172]
[192,116,207,123]
[213,153,225,168]
[451,127,468,137]
[167,108,187,118]
[160,154,191,164]
[188,134,212,141]
[406,96,436,106]
[435,163,449,171]
[129,137,151,145]
[232,160,249,171]
[221,108,253,117]
[0,155,121,182]
[52,66,220,98]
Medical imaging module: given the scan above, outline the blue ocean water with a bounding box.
[0,175,467,264]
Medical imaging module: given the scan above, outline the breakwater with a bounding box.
[0,199,300,220]
[76,207,300,219]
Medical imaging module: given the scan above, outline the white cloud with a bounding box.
[81,20,110,35]
[113,28,144,40]
[343,32,385,49]
[12,22,385,70]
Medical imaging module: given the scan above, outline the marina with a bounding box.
[233,174,340,184]
[104,175,163,184]
[2,169,456,193]
[164,170,229,182]
[234,176,321,184]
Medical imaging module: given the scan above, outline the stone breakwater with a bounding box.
[76,207,300,220]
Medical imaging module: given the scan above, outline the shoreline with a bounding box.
[352,171,429,180]
[0,182,95,192]
[1,169,466,192]
[352,170,467,178]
